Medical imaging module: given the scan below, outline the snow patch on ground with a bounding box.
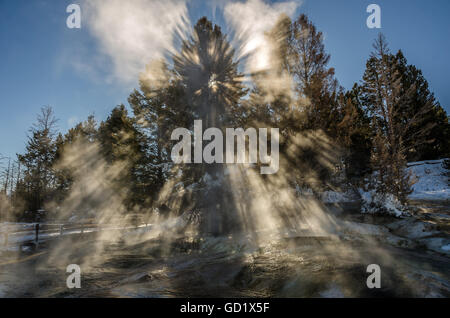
[315,159,449,205]
[0,222,37,233]
[407,159,449,201]
[320,191,354,203]
[359,189,408,217]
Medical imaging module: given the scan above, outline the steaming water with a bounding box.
[1,201,449,298]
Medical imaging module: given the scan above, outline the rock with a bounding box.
[418,237,450,255]
[386,219,439,239]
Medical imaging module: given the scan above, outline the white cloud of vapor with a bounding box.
[224,0,301,101]
[82,0,191,85]
[224,0,300,73]
[80,0,301,89]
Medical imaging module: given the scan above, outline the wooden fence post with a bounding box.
[60,224,64,236]
[35,223,39,247]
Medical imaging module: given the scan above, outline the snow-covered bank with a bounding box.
[407,159,449,201]
[318,159,449,206]
[359,190,409,217]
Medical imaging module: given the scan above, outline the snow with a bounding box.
[0,222,37,233]
[357,159,449,213]
[418,237,450,255]
[407,159,449,201]
[320,191,353,203]
[315,159,449,207]
[295,187,314,197]
[359,189,408,217]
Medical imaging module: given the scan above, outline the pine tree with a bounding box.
[17,106,58,214]
[98,105,151,209]
[173,17,247,130]
[52,115,99,207]
[361,34,436,203]
[129,60,192,194]
[286,14,340,135]
[273,14,343,189]
[245,15,296,133]
[391,50,449,161]
[337,84,373,180]
[131,17,249,233]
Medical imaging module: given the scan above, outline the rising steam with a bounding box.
[224,0,300,101]
[224,0,299,72]
[83,0,191,84]
[43,0,344,265]
[82,0,301,94]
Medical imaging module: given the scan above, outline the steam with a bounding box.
[30,0,337,265]
[50,140,129,223]
[83,0,191,84]
[43,138,184,269]
[225,0,299,71]
[53,1,338,250]
[82,0,300,96]
[224,0,300,100]
[0,2,438,299]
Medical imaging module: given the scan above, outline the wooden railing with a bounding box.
[1,221,149,250]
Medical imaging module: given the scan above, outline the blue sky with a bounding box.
[1,0,449,162]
